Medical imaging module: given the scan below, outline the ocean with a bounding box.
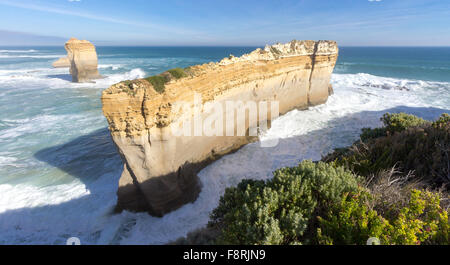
[0,46,449,244]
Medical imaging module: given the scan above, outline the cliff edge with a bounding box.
[102,40,339,216]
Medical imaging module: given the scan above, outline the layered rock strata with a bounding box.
[102,40,339,216]
[53,38,102,82]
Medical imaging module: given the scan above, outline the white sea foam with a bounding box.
[0,72,448,245]
[0,67,145,90]
[0,49,37,53]
[98,64,123,70]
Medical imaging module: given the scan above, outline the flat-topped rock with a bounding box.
[63,37,102,82]
[102,40,339,216]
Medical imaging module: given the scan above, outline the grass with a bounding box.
[144,75,169,93]
[143,67,189,93]
[167,67,187,79]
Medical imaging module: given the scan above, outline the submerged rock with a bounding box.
[101,40,339,216]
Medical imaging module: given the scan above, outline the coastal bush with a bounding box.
[381,112,428,134]
[325,113,450,187]
[167,67,187,79]
[208,160,360,245]
[144,68,189,93]
[145,75,169,93]
[204,161,449,245]
[317,189,449,245]
[433,113,450,128]
[360,112,428,141]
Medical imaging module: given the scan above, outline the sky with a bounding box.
[0,0,449,46]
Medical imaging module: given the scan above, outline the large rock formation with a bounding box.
[102,40,339,216]
[53,38,102,82]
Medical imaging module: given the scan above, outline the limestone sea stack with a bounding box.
[102,40,339,216]
[53,38,102,82]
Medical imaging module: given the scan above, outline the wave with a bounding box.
[98,64,123,70]
[0,49,37,53]
[0,54,64,59]
[0,67,146,90]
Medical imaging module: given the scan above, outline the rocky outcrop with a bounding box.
[60,38,102,82]
[102,40,339,216]
[52,57,70,68]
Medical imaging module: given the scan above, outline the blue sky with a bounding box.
[0,0,449,46]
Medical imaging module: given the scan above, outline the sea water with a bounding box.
[0,46,449,244]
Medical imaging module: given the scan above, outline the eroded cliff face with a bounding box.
[102,40,339,216]
[64,38,102,82]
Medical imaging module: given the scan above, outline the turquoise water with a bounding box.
[0,46,449,244]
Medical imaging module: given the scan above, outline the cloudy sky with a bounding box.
[0,0,449,46]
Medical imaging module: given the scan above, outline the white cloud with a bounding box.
[68,0,81,2]
[368,0,382,2]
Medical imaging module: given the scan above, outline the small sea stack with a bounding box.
[52,37,102,82]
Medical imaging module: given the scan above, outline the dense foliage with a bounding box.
[145,75,169,93]
[324,113,450,187]
[209,161,359,244]
[317,189,449,245]
[360,112,428,141]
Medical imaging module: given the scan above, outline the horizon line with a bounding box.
[1,44,450,48]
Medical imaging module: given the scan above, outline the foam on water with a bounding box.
[0,55,65,59]
[0,49,37,53]
[0,66,144,90]
[0,46,449,244]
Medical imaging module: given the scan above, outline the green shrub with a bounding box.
[433,113,450,128]
[316,190,391,245]
[209,161,360,245]
[143,67,189,93]
[360,112,428,141]
[167,67,187,79]
[145,75,169,93]
[317,189,449,245]
[360,127,387,142]
[324,113,450,187]
[381,112,428,134]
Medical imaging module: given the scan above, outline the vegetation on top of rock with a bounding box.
[167,67,187,79]
[144,75,169,93]
[142,67,189,93]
